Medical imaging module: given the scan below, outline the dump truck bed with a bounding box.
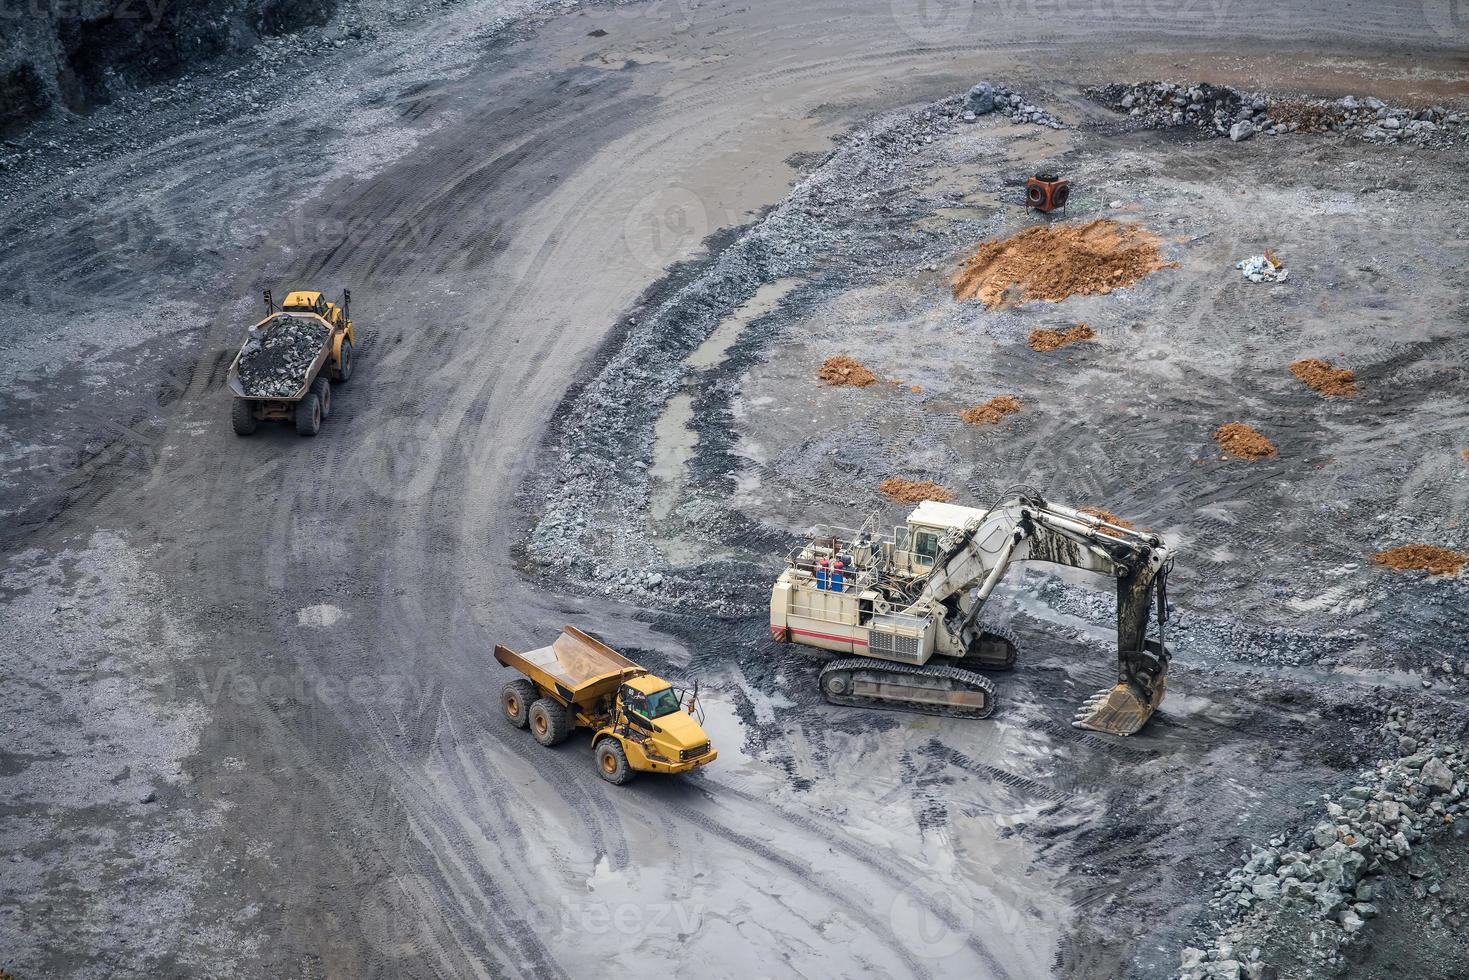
[494,626,645,707]
[226,312,334,402]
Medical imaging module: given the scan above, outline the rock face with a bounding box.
[0,0,338,135]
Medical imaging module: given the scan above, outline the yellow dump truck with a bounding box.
[228,289,356,437]
[495,626,717,785]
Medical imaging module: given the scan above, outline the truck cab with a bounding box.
[281,290,349,332]
[613,674,713,770]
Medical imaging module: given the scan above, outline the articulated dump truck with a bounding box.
[495,626,717,785]
[770,486,1176,736]
[228,289,357,437]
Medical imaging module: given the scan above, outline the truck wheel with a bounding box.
[594,739,634,785]
[528,698,571,747]
[231,398,257,436]
[310,377,332,418]
[501,679,535,729]
[295,393,322,437]
[335,339,354,383]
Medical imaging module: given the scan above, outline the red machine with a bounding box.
[1025,172,1069,213]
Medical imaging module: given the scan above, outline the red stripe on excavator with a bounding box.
[789,627,868,646]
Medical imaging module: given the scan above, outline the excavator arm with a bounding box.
[903,488,1173,735]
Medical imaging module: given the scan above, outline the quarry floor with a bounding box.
[1,1,1467,977]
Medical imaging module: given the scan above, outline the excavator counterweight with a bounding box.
[769,487,1176,736]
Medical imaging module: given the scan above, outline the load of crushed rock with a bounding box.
[878,478,953,503]
[236,314,330,398]
[1178,714,1468,980]
[952,220,1175,308]
[1087,81,1467,147]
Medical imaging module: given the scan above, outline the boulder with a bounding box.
[967,82,995,115]
[1229,120,1256,142]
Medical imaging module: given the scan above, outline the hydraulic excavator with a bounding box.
[768,486,1174,735]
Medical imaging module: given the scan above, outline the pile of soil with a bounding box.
[1213,422,1277,461]
[1080,506,1136,536]
[1372,545,1468,576]
[1029,323,1095,353]
[817,356,877,387]
[1290,358,1356,398]
[879,479,954,503]
[951,219,1176,308]
[236,314,331,398]
[960,395,1022,426]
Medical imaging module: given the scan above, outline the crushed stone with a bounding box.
[236,314,330,398]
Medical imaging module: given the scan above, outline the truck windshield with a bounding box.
[644,688,682,718]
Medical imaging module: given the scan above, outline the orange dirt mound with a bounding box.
[817,356,877,387]
[1080,506,1137,537]
[1461,449,1469,462]
[1214,423,1277,461]
[879,479,954,503]
[1029,323,1096,353]
[1290,358,1356,398]
[1372,545,1468,576]
[960,395,1022,426]
[951,219,1176,308]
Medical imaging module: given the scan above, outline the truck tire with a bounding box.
[295,393,322,437]
[528,698,571,747]
[501,679,535,729]
[594,739,635,785]
[334,339,354,383]
[310,377,332,418]
[231,398,257,436]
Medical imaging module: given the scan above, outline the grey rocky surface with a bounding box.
[1088,80,1468,149]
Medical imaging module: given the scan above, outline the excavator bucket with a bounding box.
[1073,638,1169,736]
[1072,678,1166,736]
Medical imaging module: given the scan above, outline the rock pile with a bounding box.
[817,355,878,387]
[1289,359,1356,398]
[952,219,1175,308]
[236,314,330,398]
[1178,717,1468,979]
[1087,81,1467,147]
[964,80,1063,129]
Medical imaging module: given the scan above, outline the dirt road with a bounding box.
[2,1,1466,976]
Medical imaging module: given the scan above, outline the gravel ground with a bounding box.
[2,0,1467,976]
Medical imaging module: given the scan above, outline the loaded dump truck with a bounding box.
[495,626,717,785]
[228,289,356,436]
